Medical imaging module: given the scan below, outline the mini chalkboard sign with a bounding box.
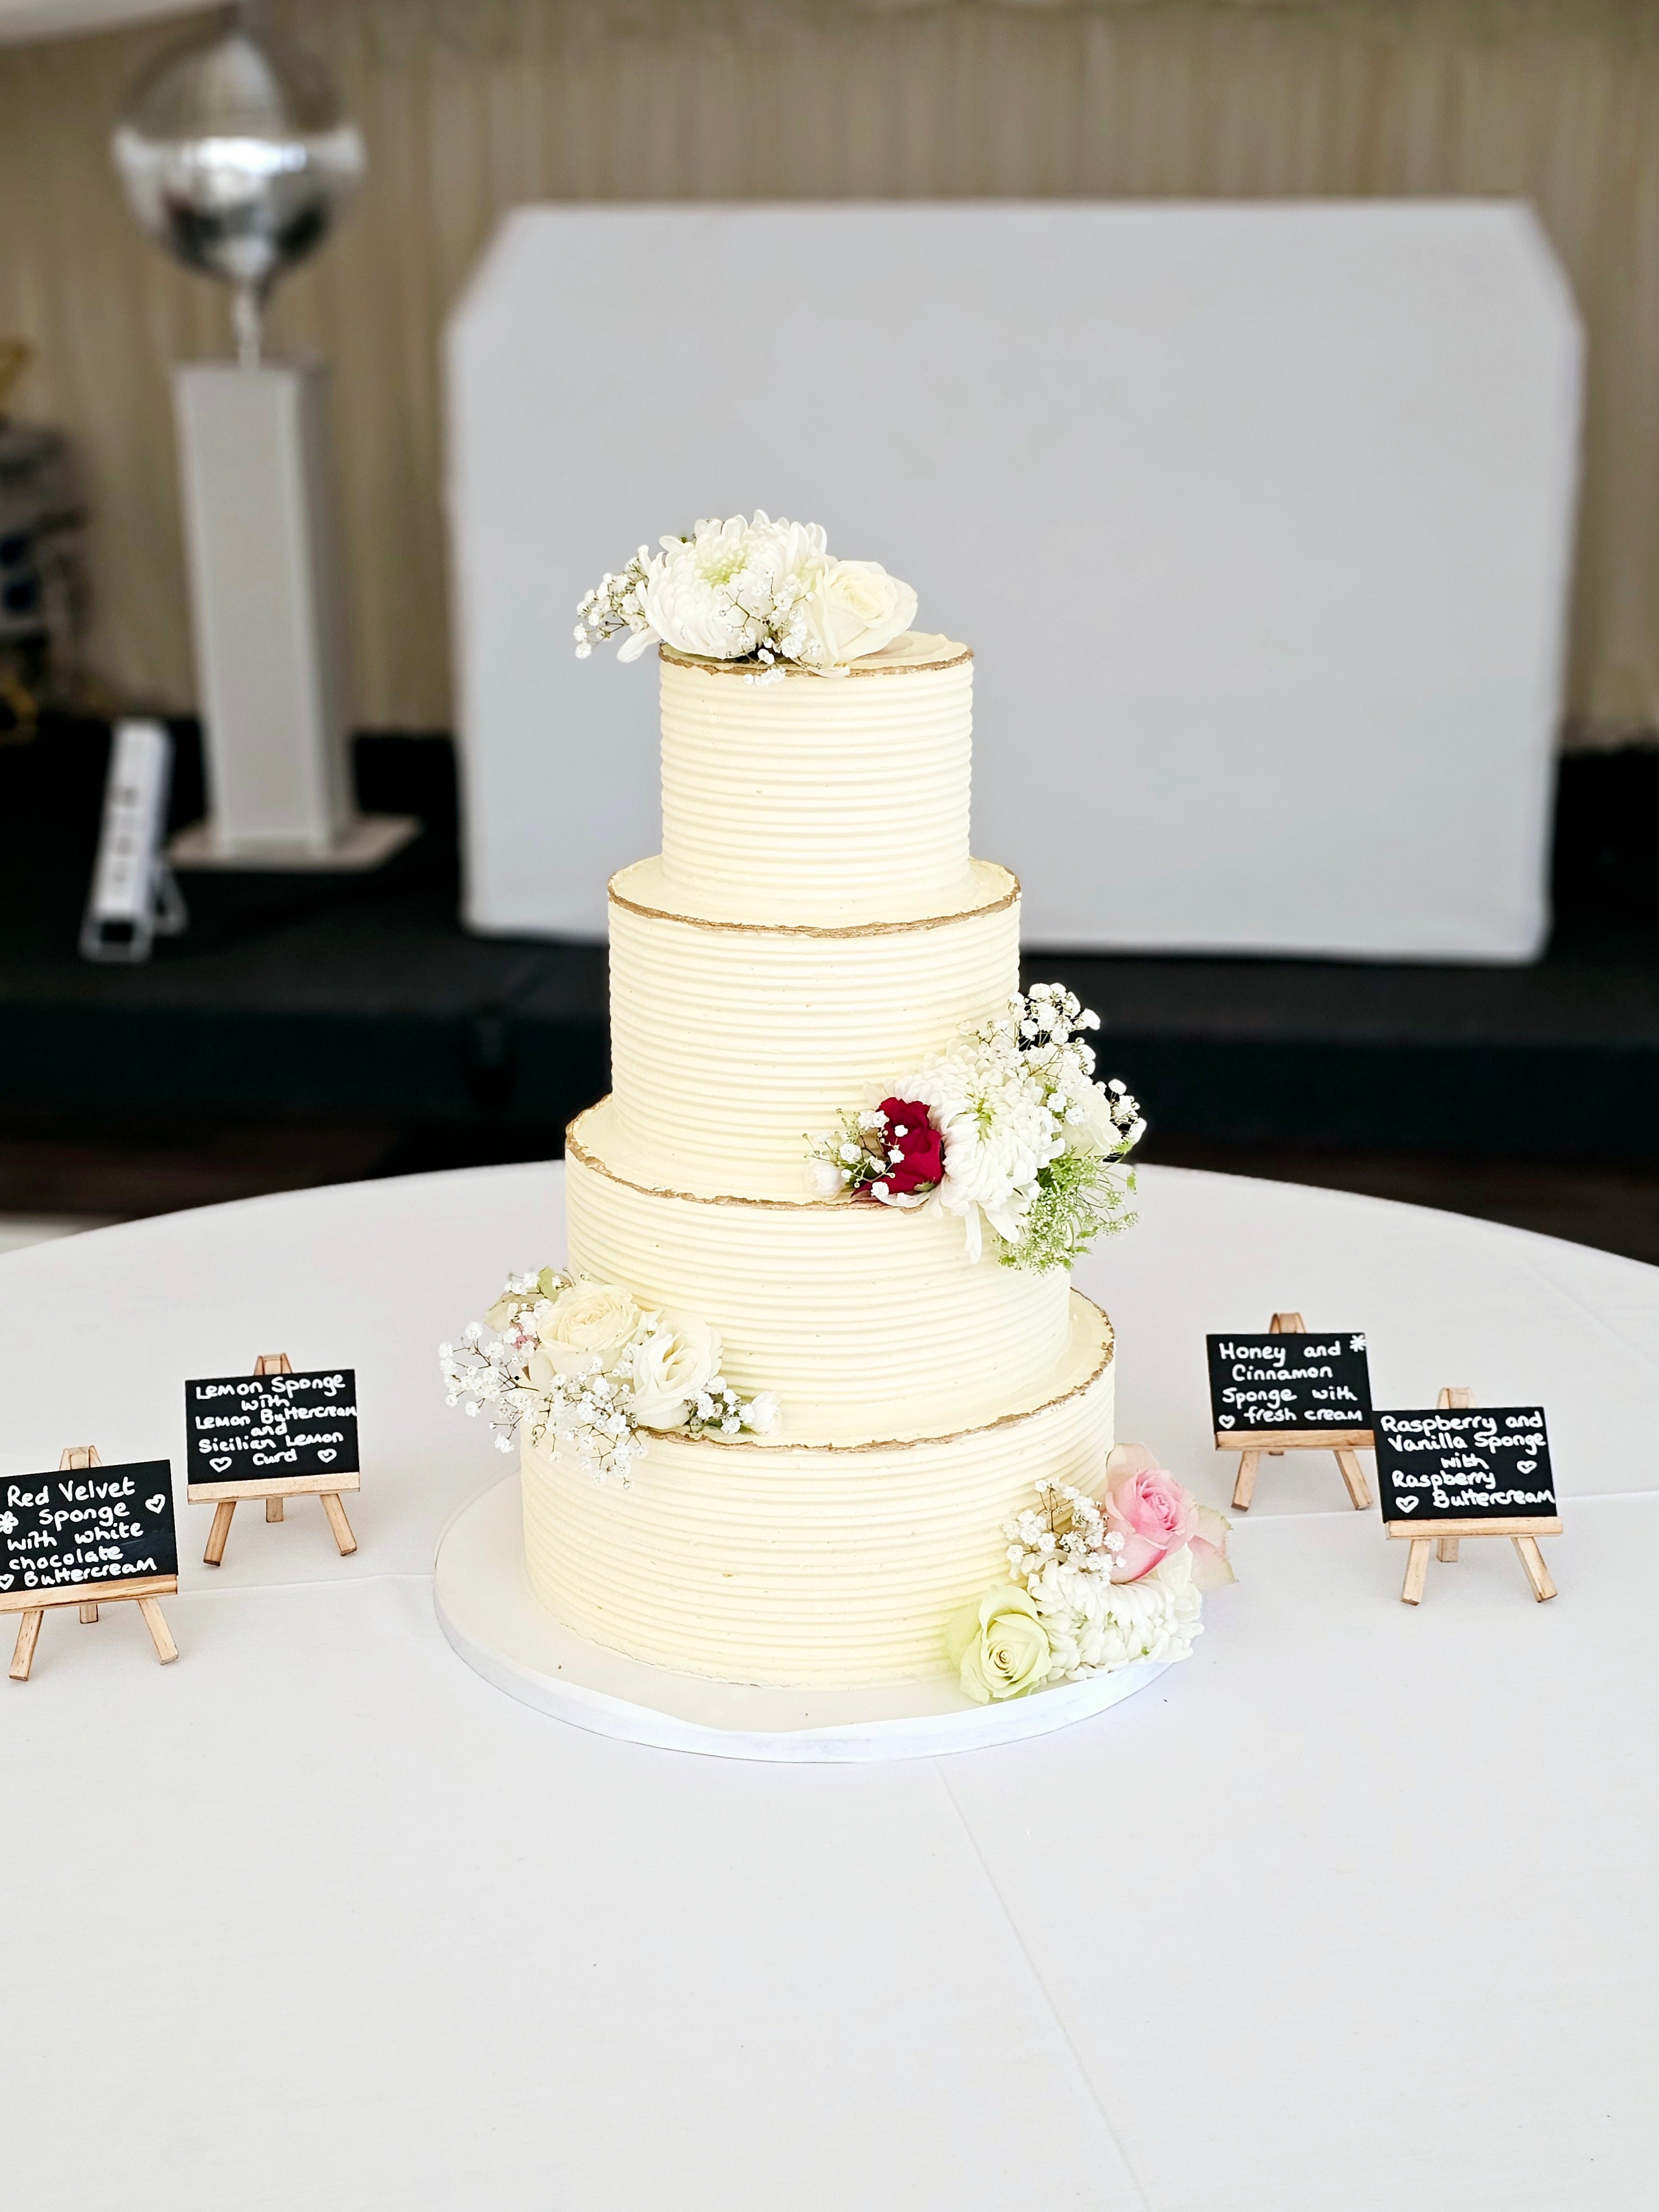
[2,1447,180,1680]
[185,1355,360,1565]
[1376,1386,1561,1605]
[1207,1312,1374,1511]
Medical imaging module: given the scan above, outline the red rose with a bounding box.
[874,1097,944,1194]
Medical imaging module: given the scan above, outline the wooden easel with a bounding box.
[1216,1312,1372,1511]
[194,1355,359,1565]
[3,1449,178,1681]
[1390,1386,1560,1605]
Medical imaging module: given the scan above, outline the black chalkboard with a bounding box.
[185,1369,359,1491]
[1,1459,178,1598]
[1374,1406,1558,1525]
[1206,1332,1374,1438]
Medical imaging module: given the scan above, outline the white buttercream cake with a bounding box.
[523,633,1119,1686]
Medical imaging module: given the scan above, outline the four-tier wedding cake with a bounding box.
[444,516,1230,1705]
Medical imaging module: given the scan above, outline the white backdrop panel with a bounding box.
[447,202,1581,957]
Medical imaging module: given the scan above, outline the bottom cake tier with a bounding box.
[521,1292,1116,1688]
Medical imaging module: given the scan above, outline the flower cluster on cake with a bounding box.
[948,1448,1232,1704]
[442,1267,777,1485]
[807,982,1144,1268]
[440,514,1233,1704]
[575,511,917,679]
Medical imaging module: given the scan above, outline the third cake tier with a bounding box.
[567,1100,1075,1442]
[606,856,1019,1200]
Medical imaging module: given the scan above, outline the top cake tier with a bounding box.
[657,632,975,924]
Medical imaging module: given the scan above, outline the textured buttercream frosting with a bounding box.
[567,1102,1073,1442]
[606,858,1019,1199]
[522,1296,1115,1686]
[658,634,976,924]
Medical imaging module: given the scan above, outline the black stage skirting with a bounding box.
[3,721,1657,1160]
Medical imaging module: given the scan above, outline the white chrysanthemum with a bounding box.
[640,512,827,662]
[1024,1547,1203,1678]
[897,1035,1063,1261]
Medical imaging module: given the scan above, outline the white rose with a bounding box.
[628,1312,722,1429]
[743,1391,781,1435]
[796,557,918,669]
[531,1279,643,1378]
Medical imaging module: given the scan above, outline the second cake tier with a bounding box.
[607,856,1019,1200]
[567,1101,1074,1443]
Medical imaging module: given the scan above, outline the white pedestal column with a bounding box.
[170,360,415,870]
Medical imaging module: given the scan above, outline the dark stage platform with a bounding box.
[3,720,1657,1169]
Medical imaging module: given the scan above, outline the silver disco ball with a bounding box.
[112,18,365,367]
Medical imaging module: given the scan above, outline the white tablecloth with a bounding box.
[3,1164,1654,2209]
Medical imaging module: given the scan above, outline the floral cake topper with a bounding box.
[575,512,917,680]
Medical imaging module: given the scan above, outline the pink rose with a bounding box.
[1104,1466,1199,1582]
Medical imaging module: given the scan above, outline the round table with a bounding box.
[2,1162,1654,2210]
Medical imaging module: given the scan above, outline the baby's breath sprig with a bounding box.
[1004,1478,1124,1584]
[574,548,656,659]
[685,1378,780,1441]
[540,1361,649,1485]
[806,1107,895,1197]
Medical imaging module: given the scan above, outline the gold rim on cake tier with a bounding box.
[660,632,972,678]
[607,862,1019,938]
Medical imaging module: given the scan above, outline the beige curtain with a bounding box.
[0,0,1655,740]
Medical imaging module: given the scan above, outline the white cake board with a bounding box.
[432,1476,1170,1764]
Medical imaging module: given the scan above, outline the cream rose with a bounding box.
[945,1585,1053,1704]
[530,1279,643,1379]
[627,1313,722,1429]
[798,558,918,669]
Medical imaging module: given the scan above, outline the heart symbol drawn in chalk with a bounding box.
[145,1495,167,1515]
[317,1449,335,1464]
[210,1456,232,1474]
[1218,1415,1235,1429]
[1396,1497,1419,1513]
[1517,1459,1537,1474]
[0,1575,12,1590]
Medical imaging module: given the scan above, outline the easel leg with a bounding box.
[10,1609,45,1680]
[319,1493,358,1556]
[1401,1539,1433,1605]
[1513,1535,1557,1602]
[1436,1537,1460,1562]
[136,1598,178,1664]
[1231,1452,1261,1510]
[266,1497,285,1522]
[1334,1449,1371,1510]
[204,1499,237,1566]
[79,1602,100,1623]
